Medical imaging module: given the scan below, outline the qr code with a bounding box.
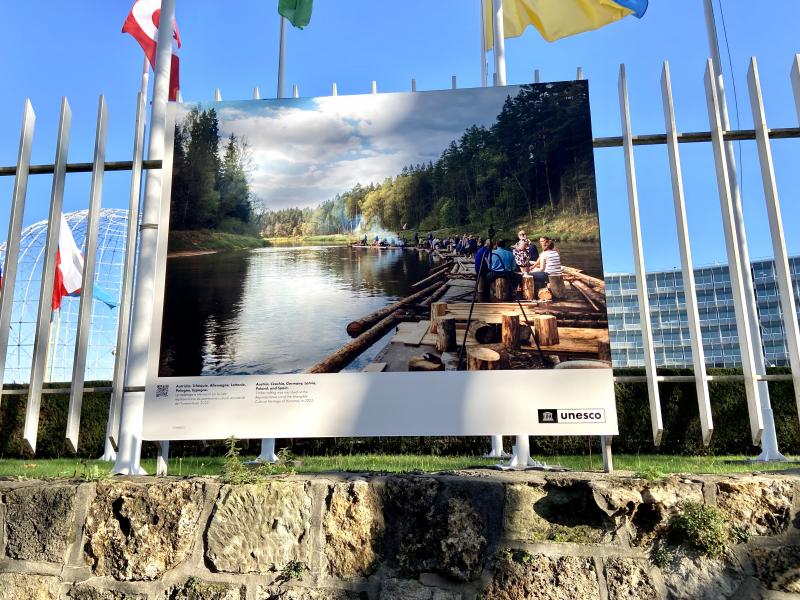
[156,384,170,398]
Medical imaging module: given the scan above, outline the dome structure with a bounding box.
[0,208,128,383]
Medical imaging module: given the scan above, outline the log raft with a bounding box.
[346,279,446,337]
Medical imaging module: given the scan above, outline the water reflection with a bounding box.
[158,246,432,376]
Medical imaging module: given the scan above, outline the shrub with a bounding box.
[668,501,730,558]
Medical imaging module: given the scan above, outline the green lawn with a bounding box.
[0,454,797,480]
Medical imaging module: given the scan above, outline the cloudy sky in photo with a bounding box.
[178,86,521,211]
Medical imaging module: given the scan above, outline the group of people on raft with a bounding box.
[474,229,563,287]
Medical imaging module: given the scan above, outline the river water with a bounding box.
[158,242,602,377]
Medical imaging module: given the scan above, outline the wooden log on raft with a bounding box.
[409,356,445,371]
[410,262,452,290]
[346,279,444,337]
[467,346,501,371]
[501,313,520,351]
[562,266,605,292]
[537,288,553,301]
[430,302,448,334]
[436,316,457,352]
[547,274,567,299]
[419,280,451,308]
[477,274,490,301]
[533,314,559,346]
[491,278,511,301]
[468,320,499,344]
[570,279,606,311]
[522,275,535,301]
[308,312,403,373]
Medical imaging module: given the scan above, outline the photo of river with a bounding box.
[158,245,433,376]
[158,241,602,377]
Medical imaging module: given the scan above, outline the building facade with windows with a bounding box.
[606,256,800,368]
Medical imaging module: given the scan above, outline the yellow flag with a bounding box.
[484,0,640,47]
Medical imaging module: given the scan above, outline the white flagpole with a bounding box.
[113,0,177,475]
[480,0,488,87]
[141,55,150,98]
[492,0,507,86]
[702,0,783,461]
[277,15,287,99]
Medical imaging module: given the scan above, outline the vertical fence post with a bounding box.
[66,96,109,453]
[704,0,776,459]
[0,100,35,394]
[661,61,713,446]
[113,0,176,475]
[618,64,663,446]
[749,57,800,419]
[24,98,72,453]
[704,59,764,445]
[107,91,148,458]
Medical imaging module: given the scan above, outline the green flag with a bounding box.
[278,0,314,29]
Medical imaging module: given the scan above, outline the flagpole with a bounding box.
[141,55,150,98]
[702,0,784,461]
[113,0,177,475]
[480,0,488,87]
[277,15,287,99]
[492,0,507,86]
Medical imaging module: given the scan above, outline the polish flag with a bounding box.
[122,0,182,101]
[52,216,118,311]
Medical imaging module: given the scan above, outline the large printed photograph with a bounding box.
[157,81,610,378]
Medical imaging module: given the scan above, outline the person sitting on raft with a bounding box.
[518,229,539,262]
[475,239,491,275]
[513,239,531,274]
[531,237,562,285]
[488,239,521,287]
[465,236,478,257]
[361,234,368,246]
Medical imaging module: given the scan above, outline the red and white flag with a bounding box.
[122,0,182,101]
[52,215,85,311]
[51,215,119,311]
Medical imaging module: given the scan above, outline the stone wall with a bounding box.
[0,471,798,599]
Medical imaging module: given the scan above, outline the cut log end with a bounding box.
[501,313,520,351]
[534,314,559,346]
[467,347,501,370]
[436,316,457,352]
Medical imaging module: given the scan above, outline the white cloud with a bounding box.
[183,86,518,211]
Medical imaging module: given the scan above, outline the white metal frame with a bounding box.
[661,61,713,446]
[619,64,664,446]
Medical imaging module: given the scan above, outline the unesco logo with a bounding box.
[538,409,558,423]
[538,409,606,424]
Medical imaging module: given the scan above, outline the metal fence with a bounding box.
[1,53,799,472]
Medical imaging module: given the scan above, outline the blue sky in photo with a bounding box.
[1,0,799,272]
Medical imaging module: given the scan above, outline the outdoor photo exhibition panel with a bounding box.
[144,82,618,440]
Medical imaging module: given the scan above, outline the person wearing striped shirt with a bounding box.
[531,237,561,286]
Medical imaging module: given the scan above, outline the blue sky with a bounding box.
[1,0,799,272]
